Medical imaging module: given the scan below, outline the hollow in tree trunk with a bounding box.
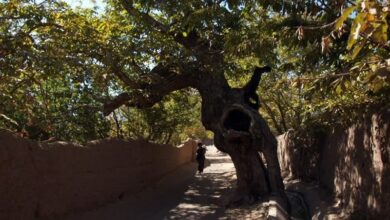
[197,67,290,211]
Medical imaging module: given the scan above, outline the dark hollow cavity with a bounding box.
[223,109,251,132]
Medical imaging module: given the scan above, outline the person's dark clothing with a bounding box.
[196,147,206,173]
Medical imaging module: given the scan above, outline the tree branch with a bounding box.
[261,99,284,134]
[119,0,169,34]
[292,19,338,30]
[103,63,198,116]
[88,48,146,90]
[103,51,143,89]
[243,66,271,94]
[26,22,64,34]
[119,0,192,48]
[119,0,223,56]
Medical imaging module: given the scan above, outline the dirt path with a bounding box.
[66,146,268,220]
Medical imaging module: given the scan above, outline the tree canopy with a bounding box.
[0,0,389,143]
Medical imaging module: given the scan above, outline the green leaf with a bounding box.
[371,79,384,92]
[363,71,377,84]
[347,12,367,50]
[372,21,388,44]
[335,84,342,95]
[351,41,364,59]
[335,6,357,30]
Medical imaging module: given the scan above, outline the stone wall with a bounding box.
[277,109,390,218]
[0,131,196,220]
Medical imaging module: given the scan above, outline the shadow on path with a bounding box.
[164,152,236,220]
[66,147,237,220]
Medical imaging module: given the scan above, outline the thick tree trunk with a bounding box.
[228,148,269,206]
[194,68,290,212]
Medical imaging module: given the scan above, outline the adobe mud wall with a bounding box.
[277,109,390,218]
[0,131,197,220]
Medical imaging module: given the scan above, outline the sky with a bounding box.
[64,0,105,10]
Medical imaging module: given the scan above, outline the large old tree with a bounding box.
[2,0,388,213]
[102,0,290,210]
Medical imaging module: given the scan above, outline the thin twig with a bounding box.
[292,19,338,30]
[359,32,390,52]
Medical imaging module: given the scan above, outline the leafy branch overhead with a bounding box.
[102,0,231,115]
[0,0,389,144]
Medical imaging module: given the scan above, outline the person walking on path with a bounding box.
[196,142,206,174]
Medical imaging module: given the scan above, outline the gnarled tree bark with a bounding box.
[103,1,290,214]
